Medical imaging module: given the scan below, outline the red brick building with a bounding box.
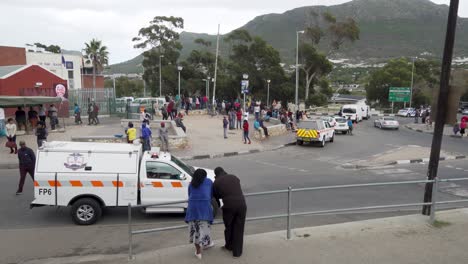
[0,46,26,66]
[0,64,69,117]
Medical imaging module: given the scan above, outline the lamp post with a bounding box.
[177,66,183,100]
[267,79,271,107]
[409,57,416,108]
[159,55,164,97]
[295,30,304,112]
[242,74,249,112]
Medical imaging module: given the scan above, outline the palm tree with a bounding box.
[83,39,109,88]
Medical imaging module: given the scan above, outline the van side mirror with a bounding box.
[180,174,187,181]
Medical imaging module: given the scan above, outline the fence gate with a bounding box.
[68,88,115,116]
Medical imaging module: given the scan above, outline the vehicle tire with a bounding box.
[320,138,325,148]
[71,198,102,225]
[330,134,334,143]
[211,198,219,218]
[406,113,410,117]
[296,140,303,145]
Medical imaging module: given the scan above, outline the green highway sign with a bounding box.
[388,87,411,103]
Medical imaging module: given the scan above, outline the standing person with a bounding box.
[254,103,260,120]
[141,123,152,151]
[453,122,460,136]
[347,117,353,135]
[28,107,38,129]
[230,109,236,130]
[48,104,58,130]
[161,104,169,120]
[223,116,228,139]
[93,102,100,125]
[185,98,191,115]
[159,122,169,151]
[167,100,174,120]
[242,119,251,144]
[74,103,82,125]
[0,107,5,137]
[125,122,137,144]
[221,101,226,114]
[236,108,242,130]
[195,97,200,109]
[460,118,467,137]
[15,107,27,131]
[87,100,94,125]
[5,118,17,154]
[35,121,48,148]
[185,169,215,259]
[38,105,47,125]
[16,141,36,195]
[213,167,247,258]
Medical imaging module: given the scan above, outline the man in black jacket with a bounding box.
[16,141,36,195]
[213,167,247,258]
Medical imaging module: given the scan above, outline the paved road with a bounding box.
[2,116,468,263]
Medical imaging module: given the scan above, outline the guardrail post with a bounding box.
[430,178,439,224]
[287,186,292,240]
[128,203,134,261]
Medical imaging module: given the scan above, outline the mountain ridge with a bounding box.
[109,0,468,74]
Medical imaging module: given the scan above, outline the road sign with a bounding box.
[241,80,249,94]
[388,87,411,102]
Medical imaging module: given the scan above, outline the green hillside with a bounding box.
[108,0,468,74]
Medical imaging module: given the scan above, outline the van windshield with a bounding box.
[343,108,356,114]
[171,155,194,176]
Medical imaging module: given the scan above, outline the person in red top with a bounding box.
[242,119,251,144]
[460,118,467,137]
[236,109,242,130]
[167,100,174,120]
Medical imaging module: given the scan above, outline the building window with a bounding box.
[68,70,74,79]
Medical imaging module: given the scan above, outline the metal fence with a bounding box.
[67,88,115,116]
[126,177,468,260]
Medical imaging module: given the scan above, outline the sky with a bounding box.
[0,0,466,64]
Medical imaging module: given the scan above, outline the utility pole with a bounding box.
[422,0,459,216]
[159,55,164,97]
[212,24,220,111]
[409,57,415,108]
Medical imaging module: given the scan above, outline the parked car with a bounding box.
[397,108,416,117]
[374,117,399,129]
[333,117,349,134]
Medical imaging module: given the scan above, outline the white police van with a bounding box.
[31,141,217,225]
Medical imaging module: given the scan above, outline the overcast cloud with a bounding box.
[0,0,465,64]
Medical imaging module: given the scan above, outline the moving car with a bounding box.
[31,141,218,225]
[374,117,399,129]
[321,116,337,127]
[296,119,335,147]
[333,117,349,134]
[341,104,363,123]
[397,108,416,117]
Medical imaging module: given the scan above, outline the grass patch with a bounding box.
[431,220,451,228]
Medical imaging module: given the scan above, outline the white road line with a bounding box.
[445,165,454,168]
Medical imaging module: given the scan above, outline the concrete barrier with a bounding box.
[253,123,287,140]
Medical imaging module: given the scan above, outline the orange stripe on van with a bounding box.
[34,181,39,187]
[70,181,83,187]
[48,180,61,187]
[91,181,104,187]
[152,182,164,188]
[113,181,123,187]
[171,182,183,188]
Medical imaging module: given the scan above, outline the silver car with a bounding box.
[374,117,399,129]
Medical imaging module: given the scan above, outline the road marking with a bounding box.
[372,169,413,175]
[446,165,454,168]
[456,168,464,170]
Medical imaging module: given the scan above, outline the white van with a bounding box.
[341,104,363,122]
[31,141,217,225]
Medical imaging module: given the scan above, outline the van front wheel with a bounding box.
[71,198,102,225]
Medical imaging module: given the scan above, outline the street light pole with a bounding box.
[267,79,271,107]
[295,30,304,111]
[159,55,164,97]
[409,57,416,108]
[177,66,183,100]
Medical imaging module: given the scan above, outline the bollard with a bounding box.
[287,186,292,240]
[128,203,134,261]
[430,178,439,224]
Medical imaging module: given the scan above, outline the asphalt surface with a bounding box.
[2,116,468,263]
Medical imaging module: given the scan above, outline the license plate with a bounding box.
[303,138,310,142]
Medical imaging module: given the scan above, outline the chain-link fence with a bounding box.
[68,88,116,116]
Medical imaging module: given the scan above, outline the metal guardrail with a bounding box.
[127,177,468,260]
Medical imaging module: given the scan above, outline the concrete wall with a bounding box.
[253,123,287,140]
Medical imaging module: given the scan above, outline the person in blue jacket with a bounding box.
[185,169,214,259]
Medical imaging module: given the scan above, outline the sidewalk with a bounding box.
[0,115,295,169]
[24,209,468,264]
[405,123,468,139]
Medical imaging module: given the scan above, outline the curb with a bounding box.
[342,155,467,169]
[405,125,467,138]
[179,141,296,161]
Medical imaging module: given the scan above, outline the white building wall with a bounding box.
[26,52,84,89]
